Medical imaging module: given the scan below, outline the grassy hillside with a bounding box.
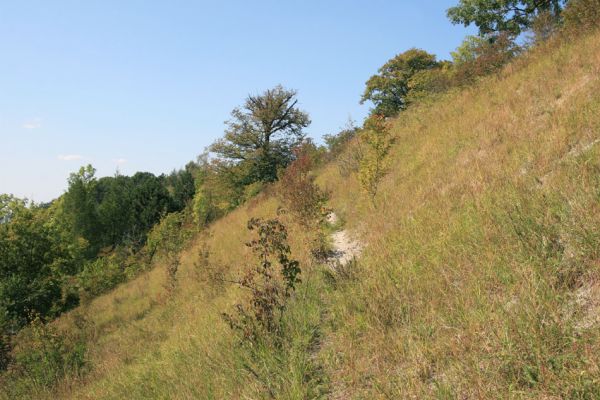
[4,31,600,399]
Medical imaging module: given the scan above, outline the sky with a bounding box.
[0,1,474,202]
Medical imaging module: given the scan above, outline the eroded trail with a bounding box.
[326,212,363,268]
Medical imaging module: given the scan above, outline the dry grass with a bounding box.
[316,31,600,398]
[4,30,600,400]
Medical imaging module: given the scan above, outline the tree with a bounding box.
[166,163,196,211]
[211,85,311,184]
[447,0,565,36]
[406,61,454,104]
[0,200,82,333]
[361,49,440,117]
[62,165,100,256]
[95,175,133,247]
[451,35,489,66]
[62,166,175,254]
[358,115,394,205]
[129,172,173,245]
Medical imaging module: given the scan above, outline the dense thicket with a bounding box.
[0,165,197,341]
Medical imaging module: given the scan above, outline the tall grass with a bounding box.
[316,31,600,398]
[3,30,600,400]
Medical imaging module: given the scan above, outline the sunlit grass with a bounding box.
[4,30,600,400]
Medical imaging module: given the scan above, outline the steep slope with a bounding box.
[5,31,600,399]
[316,32,600,398]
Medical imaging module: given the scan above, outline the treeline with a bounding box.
[1,0,598,391]
[352,0,599,201]
[0,166,195,332]
[0,84,328,374]
[361,0,599,120]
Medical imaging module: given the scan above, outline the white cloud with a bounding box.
[113,158,128,165]
[58,154,84,161]
[23,118,42,129]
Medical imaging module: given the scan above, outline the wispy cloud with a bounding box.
[113,158,128,165]
[23,118,42,129]
[58,154,84,161]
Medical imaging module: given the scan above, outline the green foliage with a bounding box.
[128,172,174,244]
[406,61,455,103]
[0,199,84,333]
[447,0,565,35]
[62,166,175,254]
[358,115,394,204]
[77,256,126,297]
[0,195,26,224]
[165,163,196,211]
[191,157,242,226]
[211,85,311,185]
[452,32,521,84]
[62,165,100,256]
[361,48,440,117]
[2,315,86,395]
[451,35,489,66]
[323,119,359,159]
[146,211,191,293]
[223,217,301,341]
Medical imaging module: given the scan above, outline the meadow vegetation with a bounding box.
[1,0,600,398]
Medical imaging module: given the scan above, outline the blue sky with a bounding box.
[1,1,474,202]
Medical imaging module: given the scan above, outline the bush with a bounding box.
[5,316,86,392]
[406,62,455,104]
[146,211,191,294]
[562,0,600,34]
[323,120,358,159]
[242,181,264,203]
[78,256,126,297]
[0,330,11,372]
[527,10,562,44]
[358,115,394,204]
[223,217,301,342]
[337,136,365,178]
[278,148,329,229]
[453,33,521,84]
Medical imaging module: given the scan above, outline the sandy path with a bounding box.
[327,212,362,267]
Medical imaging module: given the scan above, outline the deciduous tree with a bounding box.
[211,85,310,184]
[447,0,565,35]
[361,49,440,117]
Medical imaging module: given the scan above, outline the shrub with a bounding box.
[406,62,455,104]
[453,33,521,84]
[337,136,365,178]
[6,315,86,391]
[527,10,562,44]
[242,181,264,203]
[562,0,600,34]
[78,256,125,297]
[223,217,301,342]
[278,148,329,229]
[0,331,11,372]
[146,211,191,294]
[358,115,394,204]
[323,120,358,159]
